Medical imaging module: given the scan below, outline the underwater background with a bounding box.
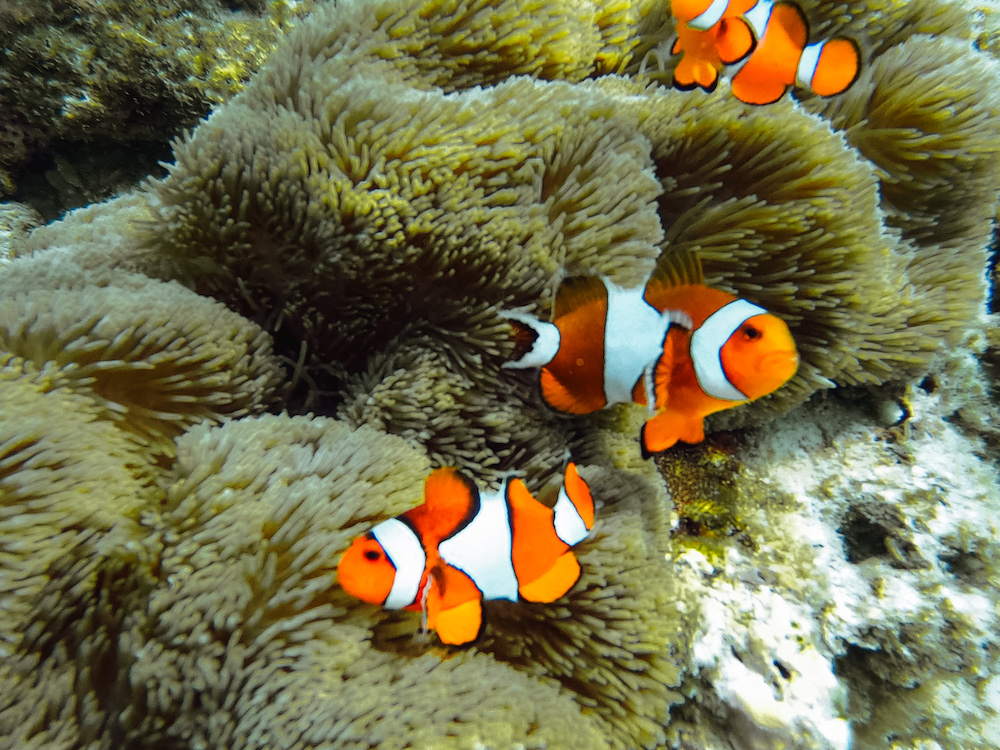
[1,0,999,747]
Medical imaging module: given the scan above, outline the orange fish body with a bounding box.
[503,252,799,455]
[640,283,800,453]
[337,463,595,645]
[669,0,860,104]
[671,2,757,92]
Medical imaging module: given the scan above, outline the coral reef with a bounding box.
[0,0,314,210]
[652,369,1000,750]
[0,202,41,266]
[0,266,284,462]
[0,410,688,749]
[2,0,999,747]
[130,0,1000,440]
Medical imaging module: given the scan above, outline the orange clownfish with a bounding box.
[337,463,595,645]
[503,251,799,456]
[670,0,861,105]
[670,0,758,92]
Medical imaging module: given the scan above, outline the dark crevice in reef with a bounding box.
[11,137,173,221]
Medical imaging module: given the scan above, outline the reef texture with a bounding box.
[667,375,1000,750]
[0,0,314,209]
[2,0,1000,747]
[128,0,1000,437]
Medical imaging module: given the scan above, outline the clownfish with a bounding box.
[503,251,799,455]
[670,0,861,105]
[670,0,757,91]
[337,463,595,645]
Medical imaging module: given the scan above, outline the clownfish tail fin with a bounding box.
[500,309,560,369]
[797,36,860,97]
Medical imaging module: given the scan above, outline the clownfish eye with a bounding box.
[364,549,382,562]
[742,325,762,341]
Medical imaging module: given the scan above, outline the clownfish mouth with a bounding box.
[760,348,799,381]
[736,348,799,399]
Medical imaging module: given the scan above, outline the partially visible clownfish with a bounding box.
[670,0,757,92]
[337,463,595,646]
[670,0,861,105]
[503,251,799,456]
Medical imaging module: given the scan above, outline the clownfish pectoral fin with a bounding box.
[716,17,755,64]
[672,54,721,92]
[650,344,675,414]
[519,549,582,603]
[644,248,704,311]
[426,563,485,645]
[640,410,706,458]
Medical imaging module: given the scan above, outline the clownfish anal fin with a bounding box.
[640,410,706,457]
[731,71,789,105]
[645,248,705,310]
[519,550,582,603]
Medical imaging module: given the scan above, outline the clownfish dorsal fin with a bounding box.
[414,468,481,549]
[422,468,478,512]
[553,275,608,321]
[644,248,705,311]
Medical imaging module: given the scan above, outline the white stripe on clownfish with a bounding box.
[438,485,519,602]
[502,279,692,413]
[500,309,561,369]
[371,518,426,609]
[796,40,824,87]
[690,298,767,402]
[603,280,674,406]
[740,0,772,38]
[552,485,589,546]
[688,0,733,30]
